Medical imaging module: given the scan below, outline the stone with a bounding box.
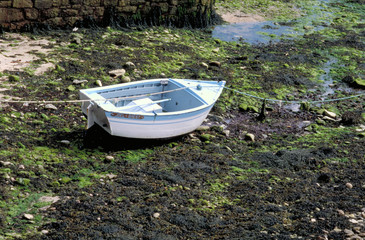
[25,9,39,20]
[38,196,60,203]
[105,155,114,163]
[120,76,131,83]
[13,0,33,8]
[95,80,102,87]
[23,213,34,220]
[209,61,221,67]
[60,140,70,145]
[196,126,210,131]
[153,212,160,218]
[0,9,24,22]
[35,0,53,9]
[109,69,126,78]
[344,229,354,236]
[44,104,58,110]
[124,61,136,70]
[322,116,336,121]
[323,110,337,119]
[73,79,88,84]
[346,182,353,189]
[44,8,61,18]
[337,209,345,216]
[200,62,209,69]
[245,133,255,142]
[0,1,12,7]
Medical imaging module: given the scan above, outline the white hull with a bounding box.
[80,78,225,139]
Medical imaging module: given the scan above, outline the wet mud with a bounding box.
[0,7,364,239]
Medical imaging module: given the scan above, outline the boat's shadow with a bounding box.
[83,124,183,151]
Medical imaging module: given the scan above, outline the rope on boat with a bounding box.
[0,86,190,104]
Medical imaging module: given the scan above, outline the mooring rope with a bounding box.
[0,85,364,105]
[223,86,365,104]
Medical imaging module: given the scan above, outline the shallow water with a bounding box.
[212,0,332,44]
[212,21,295,44]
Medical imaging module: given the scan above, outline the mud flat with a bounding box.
[0,0,364,239]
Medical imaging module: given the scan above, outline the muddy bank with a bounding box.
[0,0,364,239]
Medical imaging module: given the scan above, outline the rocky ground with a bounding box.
[0,0,365,239]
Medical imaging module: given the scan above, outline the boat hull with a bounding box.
[80,78,225,139]
[105,105,213,139]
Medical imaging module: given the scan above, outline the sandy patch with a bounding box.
[0,33,54,73]
[218,10,265,24]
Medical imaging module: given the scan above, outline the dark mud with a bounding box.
[0,9,365,239]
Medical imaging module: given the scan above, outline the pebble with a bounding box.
[323,110,337,119]
[18,164,25,169]
[41,230,49,234]
[346,182,353,189]
[60,140,70,145]
[124,61,136,70]
[212,48,220,53]
[108,69,126,77]
[120,76,131,83]
[153,212,160,218]
[73,79,88,84]
[200,62,209,69]
[95,80,102,87]
[245,133,255,142]
[23,213,34,220]
[344,229,354,236]
[337,209,345,216]
[105,156,114,163]
[44,104,58,110]
[0,161,13,166]
[209,61,221,67]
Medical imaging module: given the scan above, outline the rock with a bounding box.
[196,126,210,131]
[38,196,60,204]
[41,230,49,234]
[23,213,34,220]
[60,140,70,145]
[200,133,214,141]
[44,104,58,110]
[120,76,131,83]
[245,133,255,142]
[0,161,13,166]
[124,61,135,70]
[105,156,114,163]
[223,130,230,137]
[337,209,345,216]
[209,61,221,67]
[322,116,336,121]
[323,110,337,119]
[344,229,354,236]
[346,182,353,189]
[73,79,88,84]
[18,164,25,169]
[109,69,126,78]
[160,73,166,78]
[95,80,102,87]
[153,212,160,218]
[200,62,209,69]
[212,48,219,53]
[333,226,342,232]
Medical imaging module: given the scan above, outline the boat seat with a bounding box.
[120,97,163,113]
[88,93,119,112]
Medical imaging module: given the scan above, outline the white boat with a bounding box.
[79,78,226,139]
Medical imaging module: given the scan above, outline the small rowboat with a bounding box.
[79,78,226,139]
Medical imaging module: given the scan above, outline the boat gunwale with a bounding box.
[80,78,225,117]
